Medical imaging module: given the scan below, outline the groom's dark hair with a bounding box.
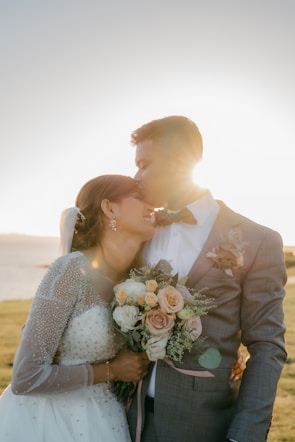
[130,115,203,164]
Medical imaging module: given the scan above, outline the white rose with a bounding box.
[113,305,140,332]
[144,335,169,361]
[114,279,147,304]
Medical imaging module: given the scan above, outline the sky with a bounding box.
[1,0,294,245]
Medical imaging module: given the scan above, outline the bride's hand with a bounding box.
[110,347,150,383]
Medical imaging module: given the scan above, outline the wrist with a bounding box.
[105,361,110,383]
[108,360,116,382]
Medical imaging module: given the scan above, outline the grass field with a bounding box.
[0,271,294,441]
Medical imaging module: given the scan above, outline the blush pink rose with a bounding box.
[182,315,202,341]
[176,284,192,301]
[142,308,175,335]
[157,285,184,313]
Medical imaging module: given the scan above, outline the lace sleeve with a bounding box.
[11,255,94,395]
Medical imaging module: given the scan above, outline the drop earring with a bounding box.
[109,218,117,231]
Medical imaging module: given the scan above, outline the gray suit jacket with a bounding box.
[127,202,287,442]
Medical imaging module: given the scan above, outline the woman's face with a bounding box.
[114,192,155,241]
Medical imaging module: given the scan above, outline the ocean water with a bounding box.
[1,235,293,302]
[0,235,60,301]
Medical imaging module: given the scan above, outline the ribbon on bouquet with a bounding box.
[163,358,215,377]
[135,359,214,442]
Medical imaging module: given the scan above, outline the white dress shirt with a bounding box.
[144,190,220,397]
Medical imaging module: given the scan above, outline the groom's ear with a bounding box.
[101,199,115,219]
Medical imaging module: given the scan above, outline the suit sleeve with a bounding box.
[227,228,287,442]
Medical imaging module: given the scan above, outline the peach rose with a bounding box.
[142,308,175,335]
[157,285,184,313]
[145,292,158,307]
[114,288,128,305]
[145,279,158,292]
[137,295,146,306]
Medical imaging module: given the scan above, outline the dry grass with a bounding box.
[269,279,295,442]
[0,276,294,441]
[0,299,31,390]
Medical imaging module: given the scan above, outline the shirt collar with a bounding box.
[186,190,219,225]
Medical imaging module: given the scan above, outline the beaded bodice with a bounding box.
[11,252,125,395]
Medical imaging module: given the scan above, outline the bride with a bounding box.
[0,174,155,442]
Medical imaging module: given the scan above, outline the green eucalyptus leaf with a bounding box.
[171,273,179,287]
[154,259,173,276]
[197,348,222,369]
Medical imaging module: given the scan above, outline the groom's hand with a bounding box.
[230,351,247,381]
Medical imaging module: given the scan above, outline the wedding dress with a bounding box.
[0,251,130,442]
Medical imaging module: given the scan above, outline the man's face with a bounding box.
[134,139,178,208]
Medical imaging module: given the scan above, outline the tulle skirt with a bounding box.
[0,384,131,442]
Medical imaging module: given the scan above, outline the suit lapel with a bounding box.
[186,201,239,287]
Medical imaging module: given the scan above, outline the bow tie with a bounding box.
[155,207,197,226]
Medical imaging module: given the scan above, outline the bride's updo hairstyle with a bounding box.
[71,174,138,251]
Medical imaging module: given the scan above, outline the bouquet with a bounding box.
[111,259,221,403]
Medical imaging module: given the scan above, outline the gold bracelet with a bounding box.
[105,361,110,390]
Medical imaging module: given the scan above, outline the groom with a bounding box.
[127,116,287,442]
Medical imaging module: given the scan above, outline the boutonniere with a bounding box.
[206,226,246,276]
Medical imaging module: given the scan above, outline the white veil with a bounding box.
[58,207,82,256]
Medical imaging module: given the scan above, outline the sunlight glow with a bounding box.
[91,260,100,270]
